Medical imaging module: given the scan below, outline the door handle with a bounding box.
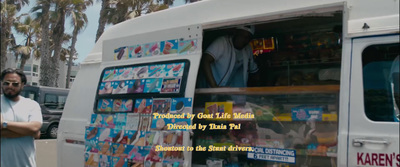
[353,138,390,147]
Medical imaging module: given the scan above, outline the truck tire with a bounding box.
[47,124,58,139]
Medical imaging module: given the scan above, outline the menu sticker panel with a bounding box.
[114,46,127,60]
[144,78,163,93]
[113,99,133,112]
[119,67,134,80]
[98,141,112,155]
[148,64,166,78]
[170,98,192,114]
[98,128,112,142]
[98,81,113,95]
[90,114,104,127]
[146,131,162,146]
[99,155,112,167]
[102,69,115,81]
[162,131,184,147]
[115,113,127,129]
[131,131,147,146]
[84,153,99,167]
[103,114,116,128]
[205,102,233,120]
[126,114,140,130]
[143,42,161,57]
[178,39,197,55]
[160,40,178,55]
[152,98,171,114]
[127,79,145,94]
[164,151,184,162]
[112,156,128,167]
[112,81,129,94]
[98,99,113,112]
[132,66,149,79]
[145,146,163,162]
[161,78,182,93]
[138,116,152,131]
[134,99,153,114]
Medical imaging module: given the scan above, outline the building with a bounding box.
[4,52,80,88]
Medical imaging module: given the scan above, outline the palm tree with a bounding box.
[66,2,90,88]
[1,0,29,71]
[32,0,53,86]
[95,0,174,42]
[13,16,40,70]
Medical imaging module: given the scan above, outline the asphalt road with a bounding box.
[36,139,57,167]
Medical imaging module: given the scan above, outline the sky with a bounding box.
[15,0,186,63]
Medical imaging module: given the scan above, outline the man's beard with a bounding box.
[2,89,21,99]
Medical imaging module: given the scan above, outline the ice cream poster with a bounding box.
[114,46,127,60]
[115,113,127,129]
[127,146,150,162]
[161,63,184,78]
[112,81,129,94]
[84,153,99,167]
[119,67,133,80]
[138,116,152,131]
[145,131,162,146]
[97,99,113,112]
[98,128,112,142]
[103,114,116,128]
[162,160,184,167]
[98,81,113,95]
[162,131,184,147]
[164,151,185,162]
[127,159,144,167]
[143,42,161,57]
[85,126,99,141]
[99,155,112,167]
[205,102,233,121]
[132,66,148,79]
[152,98,171,114]
[90,114,105,127]
[125,114,140,130]
[112,156,128,167]
[150,117,191,131]
[148,64,166,78]
[127,79,145,94]
[130,131,147,146]
[113,99,133,112]
[145,161,163,167]
[102,69,115,81]
[145,146,163,162]
[161,77,182,93]
[144,78,163,93]
[112,143,130,158]
[98,141,112,155]
[85,139,99,153]
[170,98,192,114]
[127,46,136,59]
[178,39,197,55]
[160,40,178,55]
[134,99,153,114]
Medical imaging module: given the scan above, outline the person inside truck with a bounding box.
[389,55,399,122]
[200,25,259,88]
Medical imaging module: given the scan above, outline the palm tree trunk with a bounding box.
[39,1,52,86]
[66,29,78,88]
[1,3,13,72]
[95,0,109,42]
[19,54,28,70]
[51,8,66,87]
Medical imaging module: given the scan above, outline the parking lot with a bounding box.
[36,139,57,167]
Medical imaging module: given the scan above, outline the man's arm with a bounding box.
[2,121,42,137]
[1,129,28,138]
[201,53,218,88]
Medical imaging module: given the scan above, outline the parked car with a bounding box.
[21,85,69,139]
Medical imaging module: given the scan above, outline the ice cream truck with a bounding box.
[57,0,399,166]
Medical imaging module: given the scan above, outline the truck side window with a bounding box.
[362,44,399,122]
[44,94,67,110]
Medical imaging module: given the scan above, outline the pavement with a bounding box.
[35,139,57,167]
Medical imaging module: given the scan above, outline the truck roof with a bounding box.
[83,0,399,64]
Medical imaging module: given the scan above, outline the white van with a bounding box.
[58,0,399,166]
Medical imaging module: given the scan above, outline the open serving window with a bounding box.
[192,10,342,167]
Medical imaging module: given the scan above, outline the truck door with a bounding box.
[348,35,400,167]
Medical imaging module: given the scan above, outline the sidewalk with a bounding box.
[36,139,57,167]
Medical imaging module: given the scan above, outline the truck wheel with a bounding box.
[47,124,58,139]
